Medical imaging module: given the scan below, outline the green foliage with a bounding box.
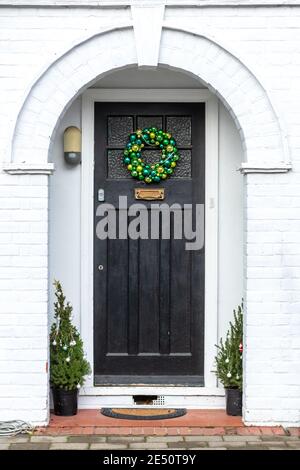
[50,280,91,391]
[214,303,243,390]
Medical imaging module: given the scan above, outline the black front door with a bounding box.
[94,102,205,385]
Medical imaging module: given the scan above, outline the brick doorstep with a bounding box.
[35,425,294,437]
[34,410,299,437]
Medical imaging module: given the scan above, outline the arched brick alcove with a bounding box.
[3,25,294,426]
[10,26,289,171]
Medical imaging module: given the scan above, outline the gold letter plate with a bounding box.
[135,188,165,200]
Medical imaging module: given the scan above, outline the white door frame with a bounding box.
[81,89,220,401]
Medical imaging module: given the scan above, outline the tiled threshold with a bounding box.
[34,409,293,436]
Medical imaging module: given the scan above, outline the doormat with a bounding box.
[101,408,187,420]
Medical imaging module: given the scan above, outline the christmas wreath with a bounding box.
[123,127,180,183]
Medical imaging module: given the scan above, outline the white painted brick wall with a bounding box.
[0,171,49,424]
[0,2,300,426]
[244,173,300,425]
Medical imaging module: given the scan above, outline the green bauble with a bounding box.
[136,139,142,145]
[145,177,152,184]
[161,173,167,180]
[138,174,144,180]
[142,133,148,140]
[124,149,129,156]
[151,171,157,178]
[164,160,171,168]
[131,159,138,166]
[157,135,163,142]
[143,169,150,176]
[169,138,176,146]
[153,176,161,183]
[130,152,136,159]
[163,139,169,146]
[123,157,131,164]
[166,168,173,175]
[173,155,179,161]
[130,134,136,142]
[159,144,164,149]
[131,170,138,177]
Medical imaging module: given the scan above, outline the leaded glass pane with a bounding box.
[108,150,128,178]
[137,116,163,131]
[166,116,192,146]
[174,150,191,178]
[138,149,162,167]
[108,116,133,146]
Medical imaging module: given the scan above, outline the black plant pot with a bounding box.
[225,388,242,416]
[52,387,78,416]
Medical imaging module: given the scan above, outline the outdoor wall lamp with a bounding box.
[63,126,81,165]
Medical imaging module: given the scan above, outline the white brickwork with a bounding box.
[0,2,299,425]
[0,173,49,423]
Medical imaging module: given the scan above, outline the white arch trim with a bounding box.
[3,25,291,175]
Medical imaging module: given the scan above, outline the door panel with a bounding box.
[94,102,205,385]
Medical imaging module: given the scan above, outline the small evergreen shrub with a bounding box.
[50,280,91,391]
[214,303,243,390]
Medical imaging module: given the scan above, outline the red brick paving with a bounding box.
[287,427,300,437]
[35,409,295,437]
[236,427,262,436]
[48,409,242,428]
[271,427,287,435]
[81,426,95,435]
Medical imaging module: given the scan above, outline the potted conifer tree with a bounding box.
[215,303,243,416]
[50,280,91,416]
